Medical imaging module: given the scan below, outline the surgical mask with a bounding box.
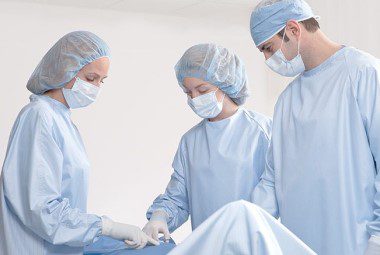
[187,89,225,119]
[265,29,305,77]
[62,77,100,109]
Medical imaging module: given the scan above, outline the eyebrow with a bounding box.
[87,73,108,79]
[184,83,208,93]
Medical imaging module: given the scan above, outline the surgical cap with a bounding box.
[27,31,111,94]
[175,43,249,105]
[250,0,319,46]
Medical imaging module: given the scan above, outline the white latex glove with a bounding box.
[101,216,159,249]
[364,235,380,255]
[143,210,170,242]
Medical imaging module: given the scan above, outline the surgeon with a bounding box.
[0,31,158,255]
[143,43,272,242]
[249,0,380,254]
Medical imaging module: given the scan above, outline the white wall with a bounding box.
[0,0,379,243]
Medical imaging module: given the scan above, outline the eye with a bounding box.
[86,77,95,82]
[198,86,209,93]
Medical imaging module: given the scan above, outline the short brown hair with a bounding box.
[278,17,320,42]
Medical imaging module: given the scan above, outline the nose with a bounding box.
[189,91,200,99]
[263,52,272,60]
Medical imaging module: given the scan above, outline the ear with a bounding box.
[285,20,301,39]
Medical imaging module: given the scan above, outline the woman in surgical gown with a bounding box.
[0,31,158,255]
[143,43,272,241]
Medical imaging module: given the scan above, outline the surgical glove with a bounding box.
[143,210,170,242]
[364,235,380,255]
[101,216,159,249]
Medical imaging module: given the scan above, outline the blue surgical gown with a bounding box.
[253,46,380,255]
[147,108,272,231]
[0,95,102,255]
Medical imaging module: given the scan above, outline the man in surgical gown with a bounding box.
[143,44,272,241]
[249,0,380,254]
[163,2,380,254]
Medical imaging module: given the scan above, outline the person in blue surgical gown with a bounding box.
[0,31,158,255]
[143,43,272,242]
[248,0,380,254]
[165,1,380,254]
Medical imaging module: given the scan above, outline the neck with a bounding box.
[301,30,342,71]
[209,97,239,122]
[44,89,69,108]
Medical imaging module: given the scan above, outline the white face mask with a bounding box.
[62,77,100,109]
[265,28,305,77]
[187,89,225,119]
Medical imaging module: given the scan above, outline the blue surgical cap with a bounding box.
[174,43,249,105]
[250,0,319,46]
[27,31,111,94]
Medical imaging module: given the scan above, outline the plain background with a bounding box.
[0,0,379,243]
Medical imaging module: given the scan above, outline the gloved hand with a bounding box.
[143,210,171,242]
[101,216,159,249]
[364,235,380,255]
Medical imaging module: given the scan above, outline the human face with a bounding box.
[65,57,110,89]
[182,77,224,101]
[258,20,301,61]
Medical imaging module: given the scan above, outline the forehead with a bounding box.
[81,57,110,76]
[182,77,217,90]
[182,77,205,89]
[257,34,281,51]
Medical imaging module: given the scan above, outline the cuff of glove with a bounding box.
[369,235,380,245]
[150,210,169,222]
[101,216,114,236]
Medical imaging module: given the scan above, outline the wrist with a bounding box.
[151,210,169,222]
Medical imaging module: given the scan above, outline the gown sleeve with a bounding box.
[354,60,380,237]
[251,138,279,218]
[2,107,102,247]
[146,138,190,232]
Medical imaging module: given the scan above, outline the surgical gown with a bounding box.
[253,46,380,255]
[0,95,102,255]
[147,108,272,231]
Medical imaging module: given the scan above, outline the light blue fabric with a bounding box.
[85,236,128,254]
[27,31,110,95]
[147,108,272,231]
[0,95,102,255]
[250,0,318,46]
[175,43,249,105]
[252,46,380,255]
[168,200,316,255]
[84,236,175,255]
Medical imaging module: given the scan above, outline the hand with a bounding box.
[143,210,171,242]
[364,235,380,255]
[101,217,159,249]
